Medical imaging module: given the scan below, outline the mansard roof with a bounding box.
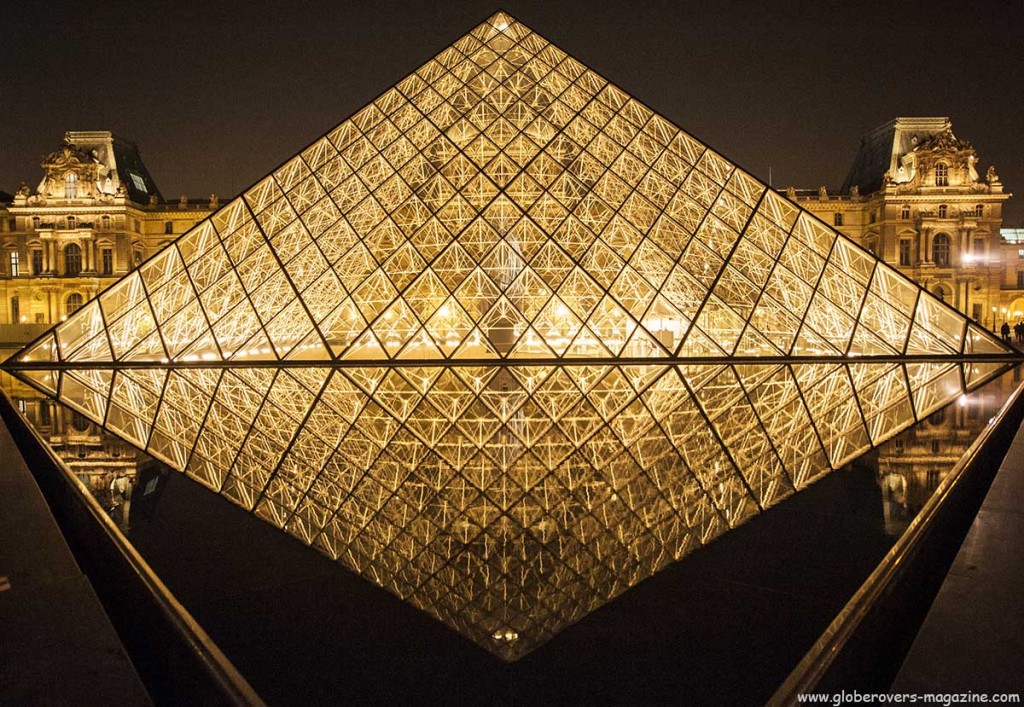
[841,117,952,194]
[38,131,163,204]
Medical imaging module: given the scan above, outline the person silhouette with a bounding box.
[1001,321,1010,343]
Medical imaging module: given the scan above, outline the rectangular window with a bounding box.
[39,402,50,427]
[6,218,14,232]
[164,221,174,234]
[900,205,910,220]
[1018,249,1024,260]
[899,239,912,266]
[1017,271,1024,289]
[11,296,19,323]
[31,249,43,275]
[9,251,19,277]
[833,213,843,226]
[973,238,985,255]
[101,249,113,276]
[973,303,983,322]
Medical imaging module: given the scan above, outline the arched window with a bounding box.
[101,215,111,230]
[65,172,78,198]
[975,204,984,217]
[164,221,173,234]
[64,243,82,276]
[65,292,84,316]
[69,410,90,432]
[938,204,948,219]
[933,233,951,267]
[935,163,948,186]
[901,204,911,219]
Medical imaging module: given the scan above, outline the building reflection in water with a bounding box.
[2,363,1022,587]
[872,365,1022,537]
[1,369,138,530]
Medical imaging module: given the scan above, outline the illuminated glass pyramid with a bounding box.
[5,11,1014,660]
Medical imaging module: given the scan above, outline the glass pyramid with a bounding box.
[5,12,1016,660]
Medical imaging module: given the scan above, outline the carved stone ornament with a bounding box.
[41,141,99,195]
[917,128,973,154]
[42,143,92,171]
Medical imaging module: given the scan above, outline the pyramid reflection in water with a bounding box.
[5,12,1013,659]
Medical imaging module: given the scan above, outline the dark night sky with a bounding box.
[3,0,1022,223]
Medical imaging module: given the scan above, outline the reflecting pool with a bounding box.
[2,366,1020,703]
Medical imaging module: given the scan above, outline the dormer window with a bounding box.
[935,163,948,186]
[938,204,948,219]
[901,204,911,219]
[65,172,78,198]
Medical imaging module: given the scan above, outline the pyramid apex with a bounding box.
[473,10,528,41]
[485,9,517,25]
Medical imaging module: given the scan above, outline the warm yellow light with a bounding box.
[15,9,1011,664]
